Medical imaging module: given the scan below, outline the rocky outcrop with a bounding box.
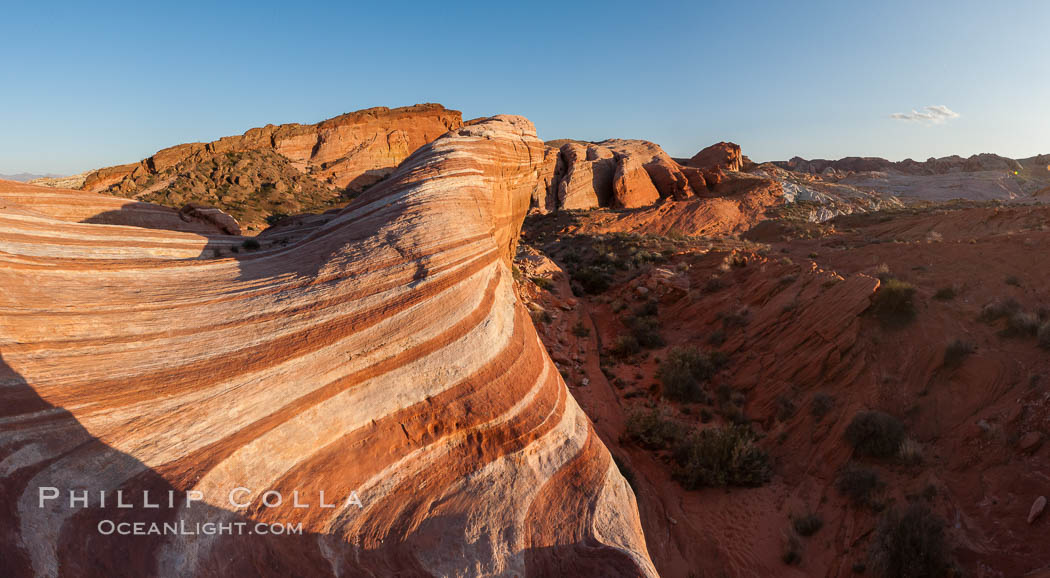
[539,139,701,212]
[612,155,661,208]
[776,152,1048,176]
[178,202,241,236]
[686,141,743,172]
[78,104,463,228]
[0,116,656,577]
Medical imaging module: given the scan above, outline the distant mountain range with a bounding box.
[0,172,65,182]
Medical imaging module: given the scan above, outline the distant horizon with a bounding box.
[4,1,1048,175]
[4,101,1050,178]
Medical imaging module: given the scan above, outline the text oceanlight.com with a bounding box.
[97,520,303,536]
[37,487,364,535]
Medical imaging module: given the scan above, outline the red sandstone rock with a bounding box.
[81,104,463,195]
[687,142,743,172]
[612,155,661,208]
[0,117,657,577]
[553,139,695,210]
[178,202,242,236]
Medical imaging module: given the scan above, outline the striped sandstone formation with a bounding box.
[0,116,656,577]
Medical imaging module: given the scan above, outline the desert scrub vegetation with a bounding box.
[933,286,957,300]
[1039,322,1050,350]
[623,301,664,348]
[869,504,954,578]
[609,334,641,359]
[845,411,906,458]
[657,346,725,402]
[810,392,835,422]
[571,321,590,338]
[836,463,885,508]
[671,425,772,489]
[792,512,823,537]
[625,405,684,450]
[870,277,917,326]
[942,339,974,368]
[543,232,683,295]
[529,276,554,291]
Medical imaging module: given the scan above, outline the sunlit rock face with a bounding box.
[0,116,656,577]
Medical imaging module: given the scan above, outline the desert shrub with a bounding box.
[626,315,664,348]
[635,300,659,317]
[782,532,802,565]
[658,346,722,402]
[264,212,288,226]
[241,238,261,251]
[933,286,956,301]
[776,393,798,421]
[530,309,552,325]
[530,276,554,291]
[870,278,916,326]
[845,411,905,458]
[1001,311,1039,337]
[1039,322,1050,350]
[671,425,772,489]
[703,277,725,293]
[810,392,835,422]
[978,297,1021,322]
[610,334,641,358]
[571,321,590,338]
[898,438,923,465]
[707,328,726,346]
[625,405,684,450]
[720,307,751,329]
[1005,275,1022,287]
[869,504,953,578]
[793,513,824,537]
[837,464,884,507]
[942,339,974,368]
[572,266,611,294]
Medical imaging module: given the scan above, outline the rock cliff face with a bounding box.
[0,116,656,577]
[685,141,743,172]
[534,139,706,212]
[78,104,463,229]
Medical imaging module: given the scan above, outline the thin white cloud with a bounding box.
[890,105,960,124]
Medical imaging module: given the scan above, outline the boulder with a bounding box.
[687,141,743,172]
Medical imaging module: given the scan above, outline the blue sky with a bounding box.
[2,0,1049,175]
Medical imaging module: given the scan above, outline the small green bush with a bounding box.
[1039,322,1050,350]
[845,411,905,458]
[1001,311,1039,337]
[932,286,956,301]
[942,339,974,368]
[610,334,641,358]
[625,405,684,450]
[810,392,835,422]
[793,513,824,537]
[870,278,917,326]
[572,266,611,294]
[671,425,772,489]
[530,276,554,291]
[870,504,953,578]
[978,298,1020,322]
[837,464,884,507]
[241,238,261,251]
[658,346,722,402]
[571,321,590,338]
[626,315,664,348]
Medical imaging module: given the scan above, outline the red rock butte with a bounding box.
[0,116,657,577]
